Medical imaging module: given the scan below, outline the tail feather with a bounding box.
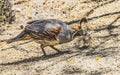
[7,30,26,43]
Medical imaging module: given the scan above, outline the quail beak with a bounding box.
[71,25,80,30]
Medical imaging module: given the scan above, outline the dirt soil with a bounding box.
[0,0,120,75]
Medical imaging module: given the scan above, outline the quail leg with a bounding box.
[41,45,47,56]
[50,46,61,53]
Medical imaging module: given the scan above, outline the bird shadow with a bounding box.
[0,40,32,51]
[66,0,118,25]
[85,16,120,57]
[0,50,74,66]
[66,11,120,25]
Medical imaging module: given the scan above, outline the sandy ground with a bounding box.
[0,0,120,75]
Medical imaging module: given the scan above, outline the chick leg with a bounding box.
[40,45,47,56]
[50,46,61,53]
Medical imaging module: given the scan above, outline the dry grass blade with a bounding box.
[0,41,7,49]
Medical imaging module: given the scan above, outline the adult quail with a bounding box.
[1,19,87,56]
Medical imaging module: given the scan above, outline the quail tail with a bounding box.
[7,30,26,43]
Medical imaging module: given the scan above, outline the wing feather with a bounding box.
[25,23,61,40]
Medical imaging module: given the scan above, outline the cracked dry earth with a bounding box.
[0,0,120,75]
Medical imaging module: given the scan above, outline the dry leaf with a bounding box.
[95,57,101,61]
[68,59,75,63]
[26,9,32,13]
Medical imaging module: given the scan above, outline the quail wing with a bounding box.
[25,19,62,41]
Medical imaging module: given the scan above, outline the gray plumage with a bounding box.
[7,19,84,56]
